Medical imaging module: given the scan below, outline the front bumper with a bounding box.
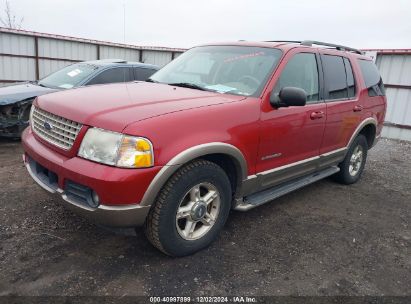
[24,157,151,226]
[22,128,161,227]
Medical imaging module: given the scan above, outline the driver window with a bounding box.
[274,53,319,103]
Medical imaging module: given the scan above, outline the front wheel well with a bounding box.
[358,124,376,149]
[199,153,241,199]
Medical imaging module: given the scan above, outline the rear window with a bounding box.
[357,59,385,96]
[322,55,348,100]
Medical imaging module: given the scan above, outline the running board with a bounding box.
[234,166,340,211]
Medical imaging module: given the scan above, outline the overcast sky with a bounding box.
[4,0,411,49]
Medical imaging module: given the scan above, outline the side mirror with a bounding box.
[270,87,307,108]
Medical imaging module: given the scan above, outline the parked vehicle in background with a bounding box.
[22,40,386,256]
[0,59,159,137]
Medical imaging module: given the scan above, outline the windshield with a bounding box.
[150,46,282,97]
[38,63,98,89]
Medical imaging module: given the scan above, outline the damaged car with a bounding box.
[0,59,159,137]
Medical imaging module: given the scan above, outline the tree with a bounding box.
[0,0,23,29]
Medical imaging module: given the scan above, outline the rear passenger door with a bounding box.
[86,67,133,86]
[319,53,362,159]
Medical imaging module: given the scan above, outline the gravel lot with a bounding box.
[0,138,410,297]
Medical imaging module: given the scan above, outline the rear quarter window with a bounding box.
[357,59,385,96]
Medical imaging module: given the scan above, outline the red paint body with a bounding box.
[22,42,386,206]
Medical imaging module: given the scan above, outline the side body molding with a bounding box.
[240,117,378,198]
[139,142,248,206]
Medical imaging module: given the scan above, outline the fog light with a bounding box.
[89,191,100,208]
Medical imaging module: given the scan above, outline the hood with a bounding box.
[0,82,57,105]
[36,82,246,132]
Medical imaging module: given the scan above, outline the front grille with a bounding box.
[32,106,82,150]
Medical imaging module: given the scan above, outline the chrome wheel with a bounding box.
[176,182,220,241]
[349,145,364,176]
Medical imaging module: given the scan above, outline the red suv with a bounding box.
[22,40,386,256]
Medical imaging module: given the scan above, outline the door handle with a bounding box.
[353,105,363,112]
[310,111,325,120]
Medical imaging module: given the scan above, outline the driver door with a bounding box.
[256,49,326,189]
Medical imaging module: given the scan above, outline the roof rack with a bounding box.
[263,40,363,55]
[264,40,302,44]
[301,40,363,54]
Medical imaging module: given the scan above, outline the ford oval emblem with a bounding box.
[44,121,53,131]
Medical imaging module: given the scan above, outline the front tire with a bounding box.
[144,159,231,257]
[334,134,368,184]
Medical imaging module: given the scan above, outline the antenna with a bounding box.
[123,1,126,43]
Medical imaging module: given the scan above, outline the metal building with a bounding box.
[0,27,186,86]
[364,49,411,141]
[1,29,409,141]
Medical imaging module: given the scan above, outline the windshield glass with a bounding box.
[38,63,98,89]
[150,46,282,97]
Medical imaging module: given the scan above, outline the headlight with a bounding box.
[78,128,154,168]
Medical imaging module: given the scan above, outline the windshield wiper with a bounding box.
[167,82,212,92]
[145,78,159,83]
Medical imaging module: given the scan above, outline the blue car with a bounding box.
[0,59,159,137]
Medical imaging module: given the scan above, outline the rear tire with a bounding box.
[144,159,231,257]
[334,134,368,184]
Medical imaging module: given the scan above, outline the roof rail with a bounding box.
[263,40,363,55]
[301,40,363,54]
[264,40,302,44]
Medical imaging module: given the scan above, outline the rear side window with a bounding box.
[344,58,356,98]
[322,55,348,100]
[134,67,157,81]
[357,59,385,96]
[274,53,319,103]
[87,67,133,85]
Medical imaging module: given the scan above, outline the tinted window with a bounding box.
[274,53,319,103]
[87,67,132,85]
[358,59,385,96]
[344,58,356,98]
[134,67,157,81]
[322,55,348,100]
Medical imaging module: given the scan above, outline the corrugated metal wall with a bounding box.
[3,30,408,141]
[374,52,411,141]
[0,27,185,87]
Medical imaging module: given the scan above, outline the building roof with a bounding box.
[362,49,411,55]
[0,27,187,52]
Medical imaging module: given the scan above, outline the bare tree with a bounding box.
[0,0,23,29]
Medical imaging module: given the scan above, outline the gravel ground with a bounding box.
[0,138,410,297]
